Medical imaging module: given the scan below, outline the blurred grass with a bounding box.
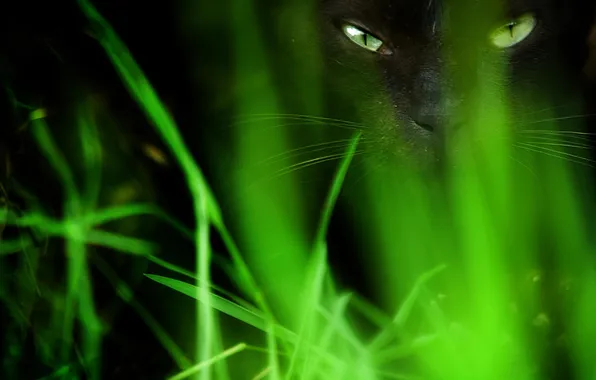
[1,0,595,379]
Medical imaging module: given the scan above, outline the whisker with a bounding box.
[342,164,376,193]
[520,130,596,136]
[272,151,365,179]
[518,131,595,144]
[521,139,592,150]
[255,138,363,167]
[519,134,595,147]
[230,119,363,133]
[518,142,595,161]
[519,113,596,126]
[515,144,587,167]
[238,120,363,132]
[332,58,370,76]
[515,143,595,167]
[519,101,581,118]
[233,113,365,128]
[508,154,537,179]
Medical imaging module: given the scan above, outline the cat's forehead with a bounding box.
[322,0,551,25]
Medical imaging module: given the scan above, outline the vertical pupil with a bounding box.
[363,33,368,45]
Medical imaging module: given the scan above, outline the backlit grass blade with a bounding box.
[77,0,216,372]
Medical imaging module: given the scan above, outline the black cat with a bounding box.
[316,0,595,169]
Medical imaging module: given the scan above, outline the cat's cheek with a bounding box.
[323,60,437,165]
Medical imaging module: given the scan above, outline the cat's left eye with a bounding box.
[342,24,387,54]
[489,13,537,49]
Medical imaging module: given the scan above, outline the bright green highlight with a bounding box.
[343,25,385,52]
[489,13,537,49]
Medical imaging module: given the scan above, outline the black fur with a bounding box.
[318,0,595,167]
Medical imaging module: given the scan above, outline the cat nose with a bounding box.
[410,113,442,133]
[412,118,435,132]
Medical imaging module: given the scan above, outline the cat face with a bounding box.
[318,0,594,168]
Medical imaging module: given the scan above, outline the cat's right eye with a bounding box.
[342,24,388,54]
[489,13,537,49]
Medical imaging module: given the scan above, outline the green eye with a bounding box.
[342,24,385,52]
[489,13,537,49]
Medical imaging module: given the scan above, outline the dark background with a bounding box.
[0,1,226,378]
